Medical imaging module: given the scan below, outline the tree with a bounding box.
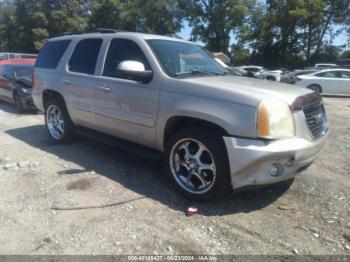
[88,0,182,35]
[12,0,89,52]
[179,0,255,54]
[241,0,350,68]
[0,1,19,52]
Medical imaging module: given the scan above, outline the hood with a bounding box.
[173,75,314,108]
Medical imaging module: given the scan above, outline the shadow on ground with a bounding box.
[5,121,292,216]
[0,100,39,115]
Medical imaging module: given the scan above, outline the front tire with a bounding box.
[13,91,24,113]
[307,84,322,94]
[45,98,74,143]
[165,127,231,201]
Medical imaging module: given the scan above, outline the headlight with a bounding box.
[258,100,295,139]
[21,88,32,94]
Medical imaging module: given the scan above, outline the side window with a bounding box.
[103,39,150,79]
[316,71,339,78]
[69,38,102,75]
[339,71,350,79]
[246,68,259,72]
[3,65,13,79]
[36,40,71,69]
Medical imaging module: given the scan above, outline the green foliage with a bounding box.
[340,50,350,59]
[179,0,255,54]
[88,0,182,35]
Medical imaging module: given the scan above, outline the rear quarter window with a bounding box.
[69,38,102,75]
[35,40,71,69]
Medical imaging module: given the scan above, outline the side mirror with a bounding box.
[117,61,153,83]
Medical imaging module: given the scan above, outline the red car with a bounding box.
[0,58,36,66]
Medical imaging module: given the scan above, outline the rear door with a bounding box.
[63,38,103,128]
[338,71,350,94]
[314,71,341,94]
[94,38,160,148]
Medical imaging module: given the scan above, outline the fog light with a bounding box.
[268,163,283,177]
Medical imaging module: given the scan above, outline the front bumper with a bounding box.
[223,134,328,190]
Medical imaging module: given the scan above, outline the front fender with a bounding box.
[157,91,257,150]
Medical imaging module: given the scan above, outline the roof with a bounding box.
[318,68,350,72]
[49,31,193,44]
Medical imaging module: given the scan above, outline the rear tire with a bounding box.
[307,84,322,94]
[165,127,232,201]
[45,98,74,143]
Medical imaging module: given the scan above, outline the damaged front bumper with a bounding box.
[223,134,328,190]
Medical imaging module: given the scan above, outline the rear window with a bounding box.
[69,38,102,75]
[35,40,71,69]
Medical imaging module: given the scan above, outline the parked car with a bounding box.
[0,52,37,60]
[0,63,36,112]
[335,59,350,69]
[239,66,282,81]
[213,58,249,77]
[227,66,249,77]
[281,69,319,84]
[314,63,337,69]
[33,31,329,200]
[295,69,350,95]
[0,58,36,66]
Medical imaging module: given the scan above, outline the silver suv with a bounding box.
[32,31,329,201]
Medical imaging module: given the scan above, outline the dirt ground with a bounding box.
[0,97,349,255]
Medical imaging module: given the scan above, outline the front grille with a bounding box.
[303,102,328,139]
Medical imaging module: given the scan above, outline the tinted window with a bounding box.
[36,40,71,69]
[316,71,340,78]
[69,39,102,75]
[245,68,260,72]
[3,65,13,79]
[103,39,150,78]
[339,71,350,78]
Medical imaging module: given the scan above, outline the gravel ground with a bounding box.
[0,97,349,255]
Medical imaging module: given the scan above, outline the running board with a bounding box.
[75,126,161,160]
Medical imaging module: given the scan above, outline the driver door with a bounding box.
[94,38,160,148]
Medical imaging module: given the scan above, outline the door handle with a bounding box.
[62,79,72,85]
[97,86,112,92]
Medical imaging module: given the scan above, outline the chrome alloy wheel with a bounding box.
[170,138,216,194]
[46,105,64,140]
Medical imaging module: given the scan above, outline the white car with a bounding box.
[239,66,282,81]
[314,63,337,69]
[295,69,350,95]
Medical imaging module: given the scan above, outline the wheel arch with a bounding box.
[162,115,230,151]
[42,89,66,110]
[307,84,323,93]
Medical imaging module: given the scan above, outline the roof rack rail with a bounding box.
[58,32,82,37]
[88,28,121,34]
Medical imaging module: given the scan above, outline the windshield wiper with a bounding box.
[175,70,224,77]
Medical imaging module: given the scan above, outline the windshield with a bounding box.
[148,40,225,77]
